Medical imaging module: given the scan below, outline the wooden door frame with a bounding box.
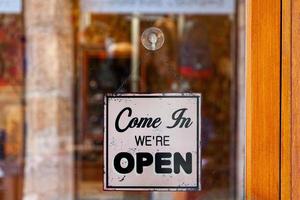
[290,0,300,198]
[281,0,291,199]
[282,0,300,199]
[247,0,300,199]
[246,0,281,199]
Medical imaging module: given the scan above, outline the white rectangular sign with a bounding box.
[104,93,201,191]
[81,0,234,14]
[0,0,21,13]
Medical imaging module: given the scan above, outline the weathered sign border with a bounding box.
[104,93,201,191]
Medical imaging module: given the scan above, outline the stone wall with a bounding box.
[23,0,75,199]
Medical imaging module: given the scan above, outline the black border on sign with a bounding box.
[105,94,201,190]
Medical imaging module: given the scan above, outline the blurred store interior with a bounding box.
[0,0,245,199]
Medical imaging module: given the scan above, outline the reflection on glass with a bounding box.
[78,13,238,200]
[0,1,244,199]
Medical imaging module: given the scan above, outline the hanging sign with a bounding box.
[0,0,21,13]
[81,0,234,15]
[104,93,201,191]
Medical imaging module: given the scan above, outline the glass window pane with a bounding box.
[0,0,245,199]
[76,1,245,199]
